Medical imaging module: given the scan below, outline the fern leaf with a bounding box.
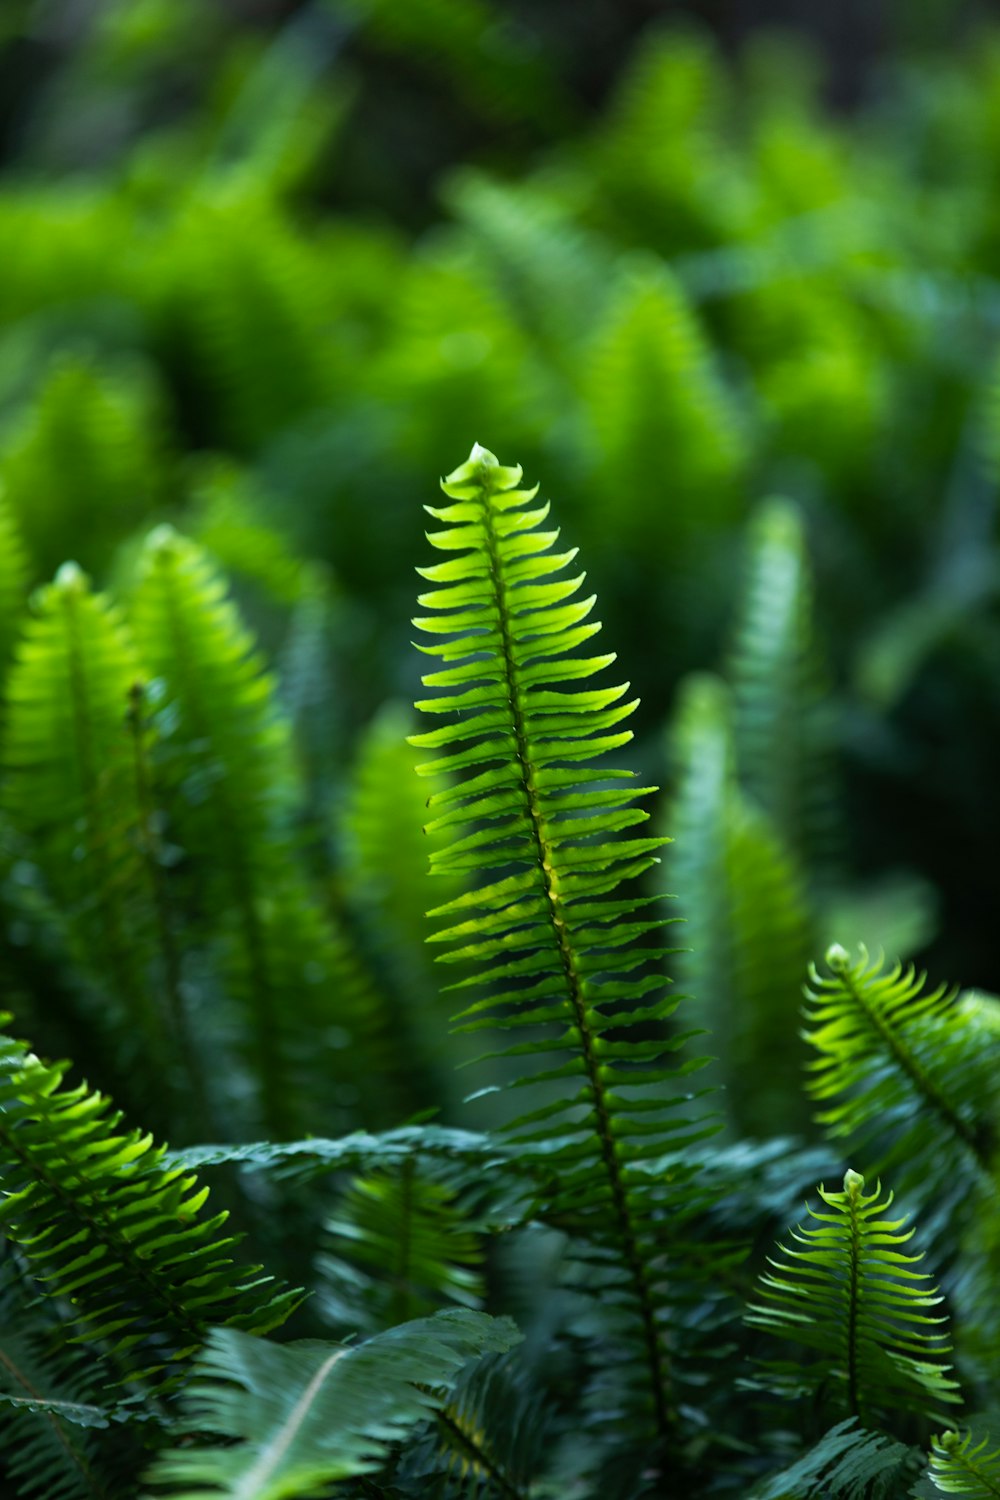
[145,1310,522,1499]
[751,1417,917,1499]
[727,498,838,885]
[747,1168,960,1424]
[129,526,373,1136]
[318,1160,485,1334]
[0,492,29,681]
[665,672,813,1135]
[0,1021,298,1390]
[412,444,717,1441]
[3,564,168,1067]
[926,1429,1000,1496]
[803,945,996,1184]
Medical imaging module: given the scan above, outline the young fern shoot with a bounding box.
[411,444,710,1445]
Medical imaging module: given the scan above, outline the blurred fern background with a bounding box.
[0,0,997,1123]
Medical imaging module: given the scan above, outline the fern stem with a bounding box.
[479,492,672,1438]
[845,1169,862,1422]
[839,964,992,1172]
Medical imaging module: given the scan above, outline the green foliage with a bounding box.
[146,1310,521,1498]
[925,1428,1000,1496]
[747,1169,960,1425]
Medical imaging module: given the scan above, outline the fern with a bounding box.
[750,1417,917,1499]
[926,1429,1000,1496]
[129,526,376,1136]
[727,497,838,886]
[411,443,720,1447]
[0,1020,298,1392]
[665,672,812,1136]
[3,563,169,1077]
[318,1160,485,1334]
[746,1168,960,1425]
[145,1310,521,1498]
[0,493,29,680]
[803,945,997,1189]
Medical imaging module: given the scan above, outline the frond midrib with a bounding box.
[478,484,672,1437]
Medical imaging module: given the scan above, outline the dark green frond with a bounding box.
[747,1168,960,1425]
[412,443,719,1443]
[145,1310,522,1499]
[750,1417,918,1500]
[318,1160,485,1334]
[0,1022,298,1390]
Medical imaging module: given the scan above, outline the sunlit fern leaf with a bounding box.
[317,1160,484,1335]
[582,261,749,557]
[2,563,170,1071]
[0,1021,299,1392]
[925,1428,1000,1496]
[727,498,839,887]
[746,1169,960,1426]
[665,673,812,1136]
[0,354,169,579]
[803,945,997,1197]
[749,1417,918,1500]
[130,526,378,1136]
[411,443,720,1446]
[145,1310,522,1499]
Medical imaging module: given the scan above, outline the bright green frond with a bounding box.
[412,443,718,1442]
[145,1310,522,1499]
[747,1168,959,1425]
[0,1023,298,1391]
[803,944,996,1187]
[0,492,29,679]
[927,1428,1000,1496]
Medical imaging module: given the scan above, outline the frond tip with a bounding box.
[747,1168,959,1425]
[926,1428,1000,1496]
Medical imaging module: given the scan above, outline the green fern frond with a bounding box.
[926,1428,1000,1496]
[0,354,168,579]
[0,1317,123,1500]
[727,498,838,885]
[3,563,168,1067]
[318,1160,484,1334]
[582,262,748,553]
[665,673,812,1136]
[411,443,717,1441]
[750,1417,917,1500]
[0,1022,298,1391]
[747,1168,960,1424]
[399,1352,548,1500]
[803,945,996,1184]
[130,526,371,1136]
[145,1310,522,1498]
